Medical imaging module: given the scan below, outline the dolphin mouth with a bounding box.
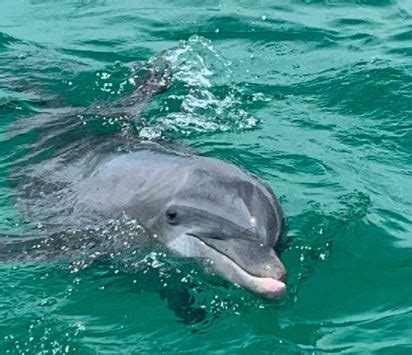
[185,233,286,299]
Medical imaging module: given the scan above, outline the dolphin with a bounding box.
[5,62,287,300]
[71,145,287,299]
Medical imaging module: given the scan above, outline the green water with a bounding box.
[1,0,411,353]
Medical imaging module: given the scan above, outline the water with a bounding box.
[1,0,411,353]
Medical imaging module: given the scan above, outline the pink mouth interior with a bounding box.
[255,277,286,299]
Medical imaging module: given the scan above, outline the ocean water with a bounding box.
[1,0,411,353]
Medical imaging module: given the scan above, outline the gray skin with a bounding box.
[74,147,287,298]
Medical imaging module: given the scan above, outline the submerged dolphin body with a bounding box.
[73,147,287,298]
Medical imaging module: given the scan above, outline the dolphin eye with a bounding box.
[166,210,178,225]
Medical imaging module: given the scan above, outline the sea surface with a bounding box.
[1,0,411,353]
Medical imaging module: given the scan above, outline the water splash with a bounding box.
[139,35,258,139]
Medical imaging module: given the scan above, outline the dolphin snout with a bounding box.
[169,232,287,299]
[195,236,287,298]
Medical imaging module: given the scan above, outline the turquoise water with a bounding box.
[1,0,411,353]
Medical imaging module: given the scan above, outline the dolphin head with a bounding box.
[150,157,287,299]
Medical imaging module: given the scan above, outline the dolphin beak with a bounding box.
[212,252,286,299]
[196,237,287,298]
[168,233,286,299]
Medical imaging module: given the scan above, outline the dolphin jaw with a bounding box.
[167,233,286,299]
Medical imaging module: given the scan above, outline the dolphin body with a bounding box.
[72,146,287,299]
[7,63,287,300]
